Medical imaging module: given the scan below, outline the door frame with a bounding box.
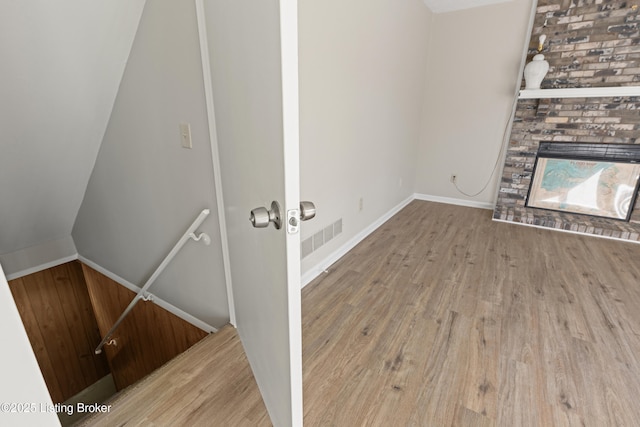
[279,1,304,423]
[195,0,236,327]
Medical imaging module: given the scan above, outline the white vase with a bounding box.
[523,53,549,90]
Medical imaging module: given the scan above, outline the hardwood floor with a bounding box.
[76,325,271,427]
[302,200,640,426]
[81,200,640,426]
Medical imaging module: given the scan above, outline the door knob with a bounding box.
[250,201,282,229]
[299,201,316,221]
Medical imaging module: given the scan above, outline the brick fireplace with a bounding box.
[494,0,640,242]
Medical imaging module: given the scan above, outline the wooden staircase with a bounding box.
[76,325,271,426]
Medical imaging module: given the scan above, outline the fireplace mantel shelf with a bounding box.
[519,86,640,99]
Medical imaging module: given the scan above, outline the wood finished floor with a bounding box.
[76,325,271,427]
[80,200,640,426]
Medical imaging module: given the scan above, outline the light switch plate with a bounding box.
[180,122,192,148]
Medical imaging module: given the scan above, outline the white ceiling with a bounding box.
[423,0,514,13]
[0,1,145,255]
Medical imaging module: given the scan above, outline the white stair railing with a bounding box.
[95,209,211,354]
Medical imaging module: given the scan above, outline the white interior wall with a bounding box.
[0,1,145,263]
[299,0,433,275]
[0,3,537,423]
[72,0,229,328]
[413,0,533,206]
[0,264,60,427]
[0,237,77,281]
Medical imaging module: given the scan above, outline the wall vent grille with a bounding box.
[301,219,342,259]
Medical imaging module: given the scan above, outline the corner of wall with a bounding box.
[302,194,415,287]
[413,0,535,206]
[0,236,78,281]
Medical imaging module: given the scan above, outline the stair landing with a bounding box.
[76,325,270,426]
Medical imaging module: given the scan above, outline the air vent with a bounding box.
[301,219,342,259]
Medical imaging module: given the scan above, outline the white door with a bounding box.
[196,1,303,426]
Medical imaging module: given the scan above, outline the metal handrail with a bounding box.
[94,209,211,354]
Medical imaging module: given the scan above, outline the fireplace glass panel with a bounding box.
[526,143,640,221]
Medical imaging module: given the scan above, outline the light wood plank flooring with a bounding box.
[76,325,271,426]
[80,200,640,426]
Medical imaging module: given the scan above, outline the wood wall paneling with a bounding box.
[81,264,208,391]
[8,261,110,403]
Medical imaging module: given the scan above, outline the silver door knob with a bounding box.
[299,201,316,221]
[250,201,282,229]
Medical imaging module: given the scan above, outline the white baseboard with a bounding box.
[301,195,414,288]
[78,256,218,334]
[413,193,494,210]
[1,236,79,281]
[301,193,497,288]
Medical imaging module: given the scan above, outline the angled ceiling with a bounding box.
[423,0,514,13]
[0,1,145,256]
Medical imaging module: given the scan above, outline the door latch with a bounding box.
[287,201,316,234]
[287,209,300,234]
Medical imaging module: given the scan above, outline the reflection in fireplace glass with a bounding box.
[526,143,640,221]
